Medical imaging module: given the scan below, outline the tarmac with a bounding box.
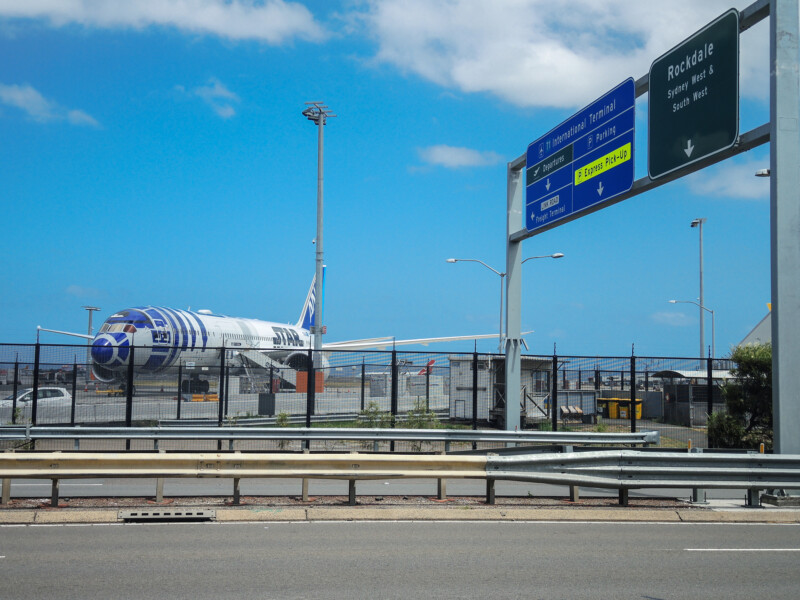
[2,499,800,525]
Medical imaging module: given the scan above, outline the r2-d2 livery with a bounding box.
[88,277,319,393]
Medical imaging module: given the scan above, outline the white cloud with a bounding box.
[0,0,325,44]
[418,144,502,168]
[684,155,771,200]
[652,311,694,327]
[66,284,102,298]
[193,78,240,119]
[175,78,241,119]
[356,0,768,108]
[0,82,100,126]
[67,108,100,127]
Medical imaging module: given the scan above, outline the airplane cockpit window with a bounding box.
[105,323,138,333]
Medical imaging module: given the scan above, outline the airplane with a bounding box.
[38,275,500,393]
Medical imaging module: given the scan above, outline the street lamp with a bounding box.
[447,258,505,352]
[447,253,563,352]
[669,299,715,358]
[690,218,707,359]
[302,102,336,350]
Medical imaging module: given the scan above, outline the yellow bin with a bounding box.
[607,399,619,419]
[617,400,643,419]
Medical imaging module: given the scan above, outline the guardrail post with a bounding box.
[70,359,77,426]
[745,489,762,508]
[486,478,496,505]
[233,478,241,505]
[32,343,40,426]
[302,448,310,501]
[348,479,357,506]
[156,478,164,503]
[50,478,59,507]
[618,488,629,506]
[437,450,448,500]
[689,448,708,503]
[1,476,9,505]
[551,353,558,431]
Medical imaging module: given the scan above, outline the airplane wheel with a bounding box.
[202,380,210,393]
[181,380,190,394]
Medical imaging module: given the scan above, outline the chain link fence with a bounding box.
[1,343,736,449]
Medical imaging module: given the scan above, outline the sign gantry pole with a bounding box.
[769,0,800,454]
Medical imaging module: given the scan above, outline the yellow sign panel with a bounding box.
[574,143,632,186]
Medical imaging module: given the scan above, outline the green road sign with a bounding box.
[648,9,739,180]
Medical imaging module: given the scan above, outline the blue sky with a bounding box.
[0,0,773,357]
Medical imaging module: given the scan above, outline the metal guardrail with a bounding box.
[159,410,450,427]
[1,449,799,508]
[486,450,800,490]
[0,426,660,446]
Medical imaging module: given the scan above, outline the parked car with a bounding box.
[0,387,72,407]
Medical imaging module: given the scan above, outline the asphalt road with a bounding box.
[2,522,799,599]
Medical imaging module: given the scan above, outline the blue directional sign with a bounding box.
[526,78,635,232]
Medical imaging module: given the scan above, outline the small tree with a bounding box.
[356,401,393,428]
[709,343,772,450]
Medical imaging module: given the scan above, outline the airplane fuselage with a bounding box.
[90,306,312,381]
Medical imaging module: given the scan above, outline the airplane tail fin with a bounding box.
[297,268,325,330]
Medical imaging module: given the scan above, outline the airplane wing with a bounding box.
[37,327,94,340]
[322,333,501,351]
[323,331,535,351]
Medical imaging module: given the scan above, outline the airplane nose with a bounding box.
[91,338,114,364]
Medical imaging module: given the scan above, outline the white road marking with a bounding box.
[686,548,800,552]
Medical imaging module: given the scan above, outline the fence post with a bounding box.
[176,362,182,420]
[425,360,430,411]
[11,360,19,425]
[218,347,226,428]
[125,345,134,450]
[706,355,713,425]
[125,345,134,427]
[472,352,478,450]
[630,354,636,434]
[390,349,398,452]
[360,359,365,412]
[269,366,274,394]
[306,348,315,449]
[70,359,77,426]
[551,353,558,431]
[31,343,40,426]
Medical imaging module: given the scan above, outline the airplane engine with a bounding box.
[284,351,329,372]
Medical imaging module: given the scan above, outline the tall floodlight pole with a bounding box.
[302,102,336,350]
[690,218,706,358]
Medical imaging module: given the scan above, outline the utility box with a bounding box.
[258,392,276,416]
